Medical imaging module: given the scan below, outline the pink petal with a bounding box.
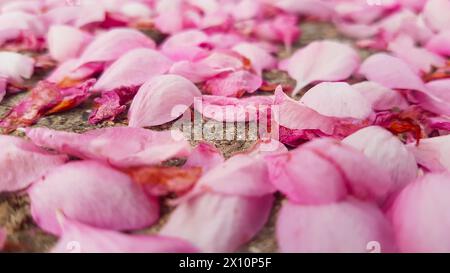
[93,48,173,93]
[169,52,244,83]
[253,14,300,51]
[203,70,262,97]
[128,75,202,127]
[0,135,67,193]
[43,3,105,28]
[194,94,274,122]
[29,160,159,235]
[277,199,397,253]
[160,192,274,252]
[422,0,450,32]
[232,42,276,75]
[265,145,348,205]
[26,127,191,168]
[352,81,409,111]
[0,76,6,102]
[274,87,338,136]
[391,172,450,252]
[388,35,446,74]
[160,29,210,61]
[273,0,334,20]
[52,216,198,253]
[47,25,93,63]
[426,31,450,56]
[0,51,35,83]
[409,135,450,172]
[343,126,418,195]
[184,142,224,173]
[359,53,427,91]
[299,82,373,119]
[281,40,360,95]
[153,0,185,34]
[76,28,156,70]
[426,79,450,103]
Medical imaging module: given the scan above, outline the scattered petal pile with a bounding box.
[0,0,450,253]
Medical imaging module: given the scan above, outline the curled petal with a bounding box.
[277,199,397,253]
[391,173,450,252]
[0,135,67,193]
[184,142,225,172]
[232,42,276,75]
[52,216,198,253]
[128,75,202,127]
[26,127,191,168]
[29,161,159,235]
[281,40,360,95]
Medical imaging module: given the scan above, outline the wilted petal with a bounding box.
[281,40,360,95]
[128,75,202,127]
[52,216,197,253]
[0,135,67,193]
[26,127,191,168]
[409,135,450,172]
[343,126,418,195]
[352,81,409,111]
[391,173,450,252]
[29,161,159,235]
[0,80,94,133]
[93,48,173,93]
[422,0,450,32]
[88,87,138,124]
[299,82,373,119]
[161,192,273,253]
[47,25,92,63]
[277,199,397,253]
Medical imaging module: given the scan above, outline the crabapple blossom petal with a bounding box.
[47,25,92,63]
[29,161,159,235]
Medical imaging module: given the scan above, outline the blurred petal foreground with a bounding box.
[1,0,450,253]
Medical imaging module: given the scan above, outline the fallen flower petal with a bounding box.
[409,135,450,172]
[352,81,409,111]
[391,172,450,252]
[128,75,202,128]
[343,126,418,196]
[161,192,274,253]
[203,70,262,98]
[52,216,198,253]
[26,127,191,168]
[276,199,397,253]
[422,0,450,32]
[29,160,159,235]
[0,135,67,193]
[281,40,360,95]
[47,25,92,63]
[426,31,450,57]
[299,82,373,119]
